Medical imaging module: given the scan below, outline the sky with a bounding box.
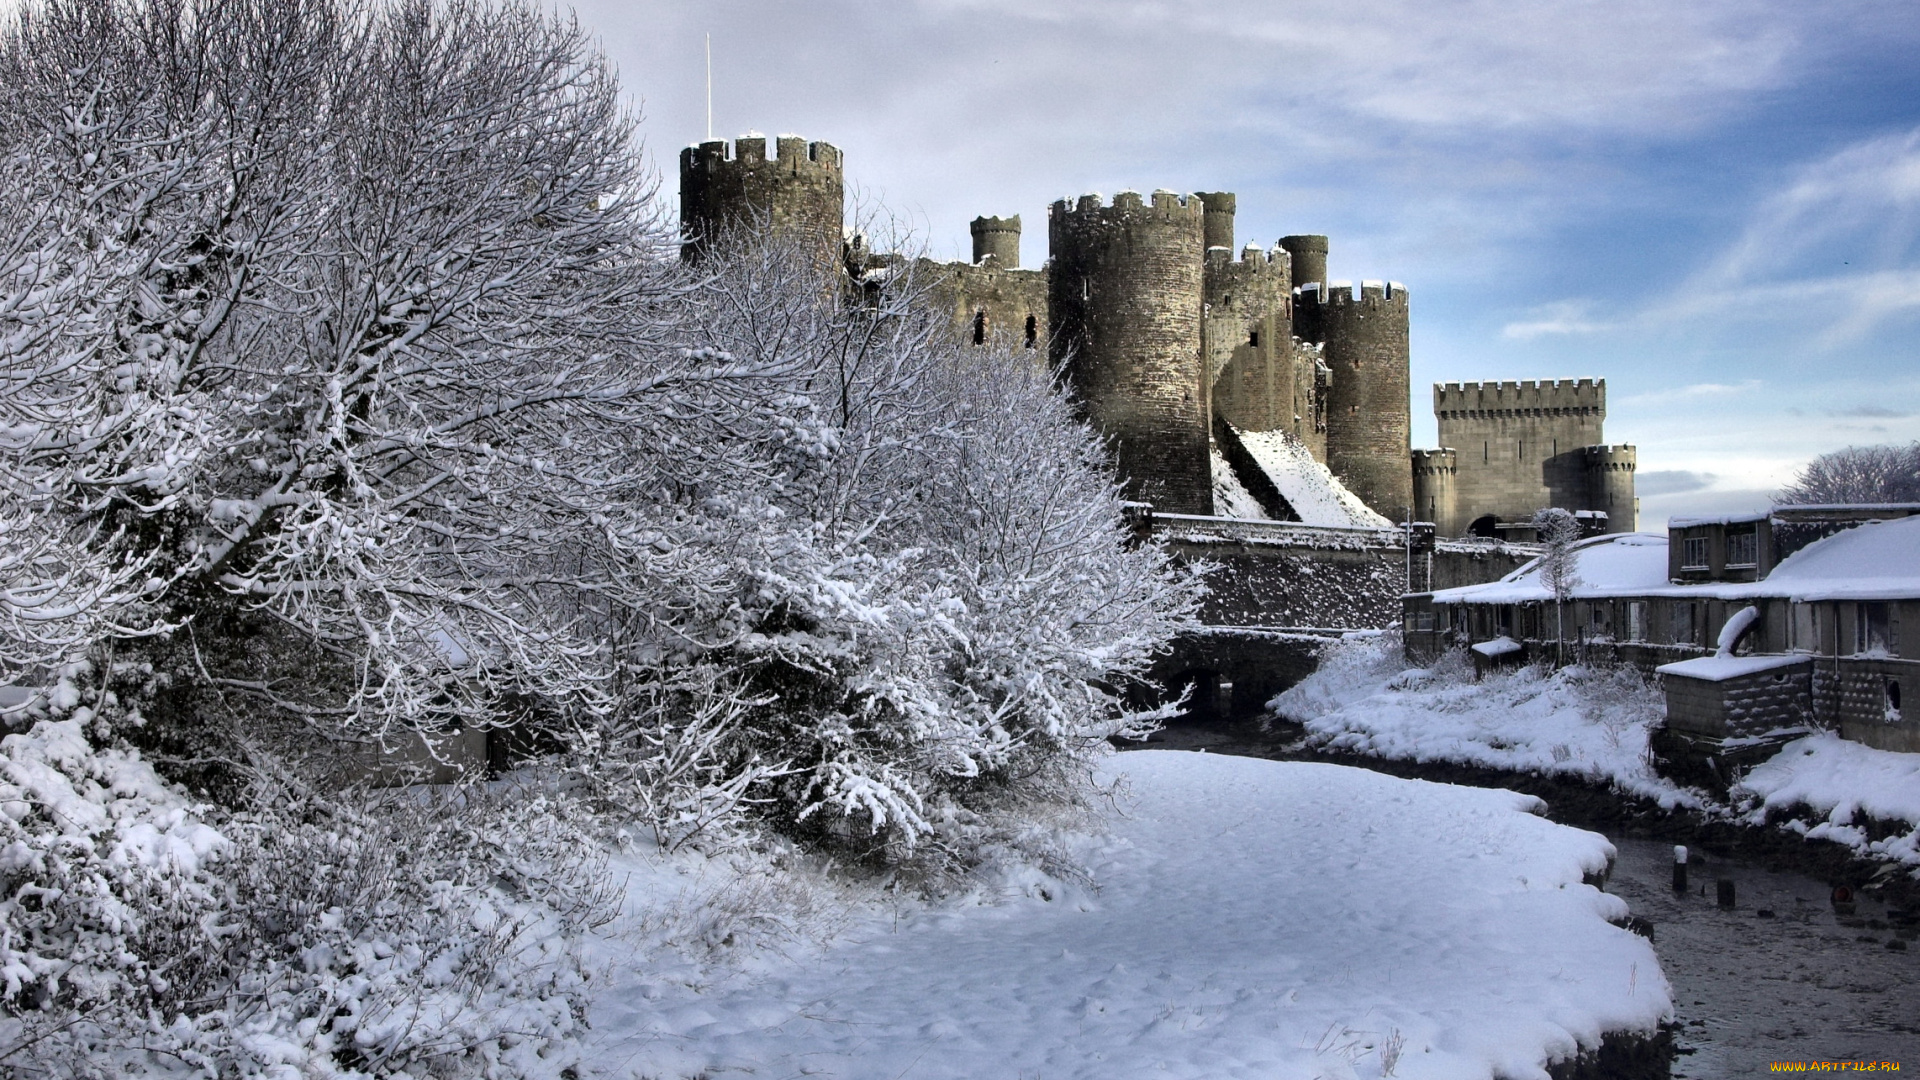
[583,4,1905,522]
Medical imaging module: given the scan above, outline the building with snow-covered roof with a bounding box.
[1405,511,1920,771]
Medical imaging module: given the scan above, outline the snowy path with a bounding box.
[586,752,1667,1079]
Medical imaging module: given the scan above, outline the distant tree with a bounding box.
[1530,508,1583,664]
[1778,442,1920,505]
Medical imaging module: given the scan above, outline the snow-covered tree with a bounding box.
[1530,507,1583,664]
[0,0,817,777]
[0,0,1199,1065]
[1778,441,1920,505]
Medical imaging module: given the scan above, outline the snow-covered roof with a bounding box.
[1433,516,1920,605]
[1668,511,1769,528]
[1655,653,1809,682]
[1470,636,1523,657]
[1432,532,1670,604]
[1754,514,1920,601]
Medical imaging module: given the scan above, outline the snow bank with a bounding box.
[1273,633,1705,810]
[1733,732,1920,870]
[1210,446,1269,520]
[1230,426,1391,527]
[585,751,1668,1079]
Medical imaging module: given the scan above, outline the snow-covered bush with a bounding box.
[0,712,612,1078]
[570,234,1200,874]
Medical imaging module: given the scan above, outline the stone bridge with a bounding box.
[1144,512,1537,719]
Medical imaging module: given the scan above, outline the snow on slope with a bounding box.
[1210,446,1270,519]
[586,751,1668,1079]
[1272,632,1705,810]
[1231,426,1391,527]
[1734,733,1920,870]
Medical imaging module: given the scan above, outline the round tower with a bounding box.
[1584,444,1638,534]
[1279,234,1329,291]
[1196,192,1236,254]
[970,214,1021,267]
[1049,190,1210,515]
[1299,280,1413,520]
[1411,448,1459,537]
[679,134,844,264]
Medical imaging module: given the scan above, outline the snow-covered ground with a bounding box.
[1733,732,1920,869]
[585,750,1667,1080]
[1208,426,1391,528]
[1232,427,1391,528]
[1211,446,1270,520]
[1272,632,1705,810]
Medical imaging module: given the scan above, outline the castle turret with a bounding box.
[1584,444,1638,534]
[1297,281,1413,519]
[1411,448,1460,537]
[1279,234,1329,291]
[1049,191,1210,515]
[970,214,1021,267]
[679,134,844,264]
[1197,192,1236,255]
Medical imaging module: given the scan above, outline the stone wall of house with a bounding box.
[1817,657,1920,753]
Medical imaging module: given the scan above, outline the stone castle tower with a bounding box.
[679,133,1633,533]
[1420,379,1636,535]
[679,134,844,264]
[1048,192,1212,514]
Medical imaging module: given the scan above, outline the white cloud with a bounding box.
[1501,300,1608,340]
[1619,380,1763,406]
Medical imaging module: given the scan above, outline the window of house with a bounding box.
[1858,602,1891,654]
[1671,602,1697,645]
[1497,606,1514,638]
[1628,601,1648,642]
[1682,536,1709,570]
[1727,528,1758,568]
[1888,679,1903,720]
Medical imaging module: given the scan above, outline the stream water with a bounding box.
[1132,723,1920,1074]
[1603,836,1919,1076]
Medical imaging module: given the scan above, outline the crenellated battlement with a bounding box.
[1433,377,1604,418]
[970,214,1022,267]
[1412,448,1458,473]
[1582,444,1637,471]
[1052,189,1206,226]
[1294,279,1409,307]
[682,133,843,174]
[679,132,844,263]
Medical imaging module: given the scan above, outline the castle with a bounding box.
[679,134,1637,536]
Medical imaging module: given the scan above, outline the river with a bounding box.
[1604,836,1919,1075]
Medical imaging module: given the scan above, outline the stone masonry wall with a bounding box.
[1050,192,1212,515]
[1435,378,1605,530]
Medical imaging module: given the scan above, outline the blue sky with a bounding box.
[574,0,1920,525]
